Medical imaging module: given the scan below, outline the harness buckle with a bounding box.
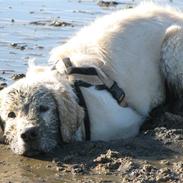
[110,82,126,106]
[62,57,128,107]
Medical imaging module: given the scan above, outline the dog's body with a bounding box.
[49,3,183,115]
[1,3,183,156]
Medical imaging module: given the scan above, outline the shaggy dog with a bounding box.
[0,3,183,156]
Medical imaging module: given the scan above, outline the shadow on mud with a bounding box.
[30,101,183,166]
[1,102,183,182]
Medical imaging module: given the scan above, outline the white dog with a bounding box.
[0,3,183,156]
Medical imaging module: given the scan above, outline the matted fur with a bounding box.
[1,3,183,156]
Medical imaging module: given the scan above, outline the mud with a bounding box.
[1,0,183,182]
[30,19,73,27]
[97,1,121,8]
[11,73,25,81]
[1,101,183,182]
[0,82,7,90]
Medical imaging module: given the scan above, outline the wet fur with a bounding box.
[1,3,183,155]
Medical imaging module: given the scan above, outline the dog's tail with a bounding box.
[160,25,183,101]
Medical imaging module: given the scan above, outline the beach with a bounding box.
[1,0,183,182]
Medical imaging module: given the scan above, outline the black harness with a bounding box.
[62,57,127,141]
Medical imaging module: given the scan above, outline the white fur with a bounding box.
[2,3,183,144]
[81,87,143,141]
[49,3,183,115]
[47,3,183,140]
[25,64,143,141]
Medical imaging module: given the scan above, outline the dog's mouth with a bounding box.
[11,142,56,157]
[10,145,40,156]
[9,131,59,156]
[9,139,41,156]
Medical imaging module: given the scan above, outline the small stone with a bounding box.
[10,43,27,50]
[11,73,25,80]
[0,82,7,90]
[97,1,120,7]
[11,43,18,47]
[107,161,121,170]
[0,77,6,81]
[30,20,73,27]
[159,167,171,174]
[36,46,44,49]
[94,154,109,164]
[56,166,64,172]
[52,158,60,164]
[173,162,183,173]
[160,160,171,166]
[50,20,72,27]
[46,164,52,168]
[142,164,154,172]
[71,166,84,175]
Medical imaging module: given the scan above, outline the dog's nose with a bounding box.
[21,127,38,142]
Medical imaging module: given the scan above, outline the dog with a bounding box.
[0,3,183,156]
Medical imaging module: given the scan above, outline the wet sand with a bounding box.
[1,0,183,182]
[1,105,183,183]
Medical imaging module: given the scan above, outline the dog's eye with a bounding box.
[39,105,49,113]
[8,112,16,118]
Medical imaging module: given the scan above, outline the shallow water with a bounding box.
[1,0,183,182]
[0,0,127,84]
[1,0,183,83]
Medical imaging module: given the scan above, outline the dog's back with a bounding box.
[49,3,183,116]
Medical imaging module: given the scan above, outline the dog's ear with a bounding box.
[51,85,84,143]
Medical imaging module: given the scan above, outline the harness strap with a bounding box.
[62,57,128,141]
[62,58,91,140]
[73,81,91,141]
[63,57,128,107]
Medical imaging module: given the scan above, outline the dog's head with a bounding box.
[0,69,84,156]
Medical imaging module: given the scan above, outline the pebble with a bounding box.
[97,1,120,7]
[142,164,154,173]
[30,20,73,27]
[71,165,84,175]
[10,43,27,50]
[56,166,65,172]
[11,73,25,80]
[46,164,52,168]
[0,82,7,90]
[50,20,72,27]
[160,160,171,166]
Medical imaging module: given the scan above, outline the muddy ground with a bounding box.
[1,0,183,182]
[1,98,183,183]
